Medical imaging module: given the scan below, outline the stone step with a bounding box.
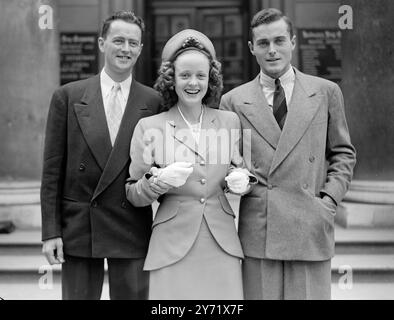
[331,282,394,300]
[0,274,393,300]
[0,230,42,255]
[331,254,394,283]
[334,226,394,254]
[1,252,393,278]
[0,274,110,300]
[2,226,394,255]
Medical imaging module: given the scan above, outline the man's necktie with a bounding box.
[273,78,287,130]
[107,83,122,146]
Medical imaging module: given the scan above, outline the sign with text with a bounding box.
[60,32,98,85]
[298,28,342,83]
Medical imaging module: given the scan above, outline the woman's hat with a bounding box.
[161,29,216,62]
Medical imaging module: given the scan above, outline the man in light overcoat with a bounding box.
[220,8,356,299]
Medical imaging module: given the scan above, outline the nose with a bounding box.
[268,42,277,55]
[189,75,198,86]
[121,41,130,52]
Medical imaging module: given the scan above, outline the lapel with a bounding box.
[238,76,281,149]
[199,106,219,161]
[92,80,154,199]
[167,106,206,161]
[269,68,322,175]
[74,75,112,171]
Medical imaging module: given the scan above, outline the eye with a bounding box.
[179,73,190,79]
[257,41,269,47]
[129,40,139,47]
[197,73,207,79]
[113,39,123,45]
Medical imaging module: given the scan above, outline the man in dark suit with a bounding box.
[220,8,356,299]
[41,11,161,300]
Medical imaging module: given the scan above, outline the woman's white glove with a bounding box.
[152,162,193,188]
[225,169,250,194]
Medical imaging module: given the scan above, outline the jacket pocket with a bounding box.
[315,196,337,217]
[152,200,180,228]
[62,195,79,202]
[218,194,236,217]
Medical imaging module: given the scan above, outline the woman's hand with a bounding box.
[154,162,193,188]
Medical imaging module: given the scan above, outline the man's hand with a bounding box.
[322,195,337,207]
[149,176,173,195]
[42,237,65,265]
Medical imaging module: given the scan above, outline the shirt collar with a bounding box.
[260,66,295,88]
[100,68,132,100]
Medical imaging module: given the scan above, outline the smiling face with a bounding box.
[174,50,210,108]
[249,18,296,79]
[98,19,143,81]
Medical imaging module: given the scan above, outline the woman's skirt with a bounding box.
[148,217,243,300]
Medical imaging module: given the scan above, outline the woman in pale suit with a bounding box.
[125,29,256,300]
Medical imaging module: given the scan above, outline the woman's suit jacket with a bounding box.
[126,106,252,271]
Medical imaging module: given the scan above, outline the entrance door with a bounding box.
[146,0,249,93]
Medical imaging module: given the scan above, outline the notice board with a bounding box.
[60,32,98,85]
[298,28,342,83]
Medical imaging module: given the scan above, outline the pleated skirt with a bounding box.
[148,217,243,300]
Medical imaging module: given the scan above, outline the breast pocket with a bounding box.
[152,200,180,228]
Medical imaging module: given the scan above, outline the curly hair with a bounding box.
[154,54,223,111]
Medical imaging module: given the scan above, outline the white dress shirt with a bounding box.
[100,69,132,120]
[259,66,295,111]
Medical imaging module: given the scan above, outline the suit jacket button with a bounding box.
[79,163,86,171]
[303,183,309,189]
[267,184,273,190]
[200,198,205,204]
[92,201,98,208]
[309,156,315,163]
[121,201,127,208]
[200,160,205,166]
[201,179,206,185]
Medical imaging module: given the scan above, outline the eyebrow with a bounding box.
[113,36,139,41]
[256,35,287,42]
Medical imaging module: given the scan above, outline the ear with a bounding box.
[248,41,254,55]
[290,35,296,50]
[135,43,143,60]
[98,37,105,53]
[138,43,144,54]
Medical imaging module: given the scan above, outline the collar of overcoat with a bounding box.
[238,68,324,175]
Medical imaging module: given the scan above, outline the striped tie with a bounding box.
[273,78,287,130]
[107,83,122,146]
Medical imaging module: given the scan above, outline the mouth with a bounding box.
[184,89,200,95]
[117,55,131,61]
[266,58,281,62]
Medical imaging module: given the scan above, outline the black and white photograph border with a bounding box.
[0,0,393,301]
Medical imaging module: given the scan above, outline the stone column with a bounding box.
[0,0,59,229]
[338,0,394,227]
